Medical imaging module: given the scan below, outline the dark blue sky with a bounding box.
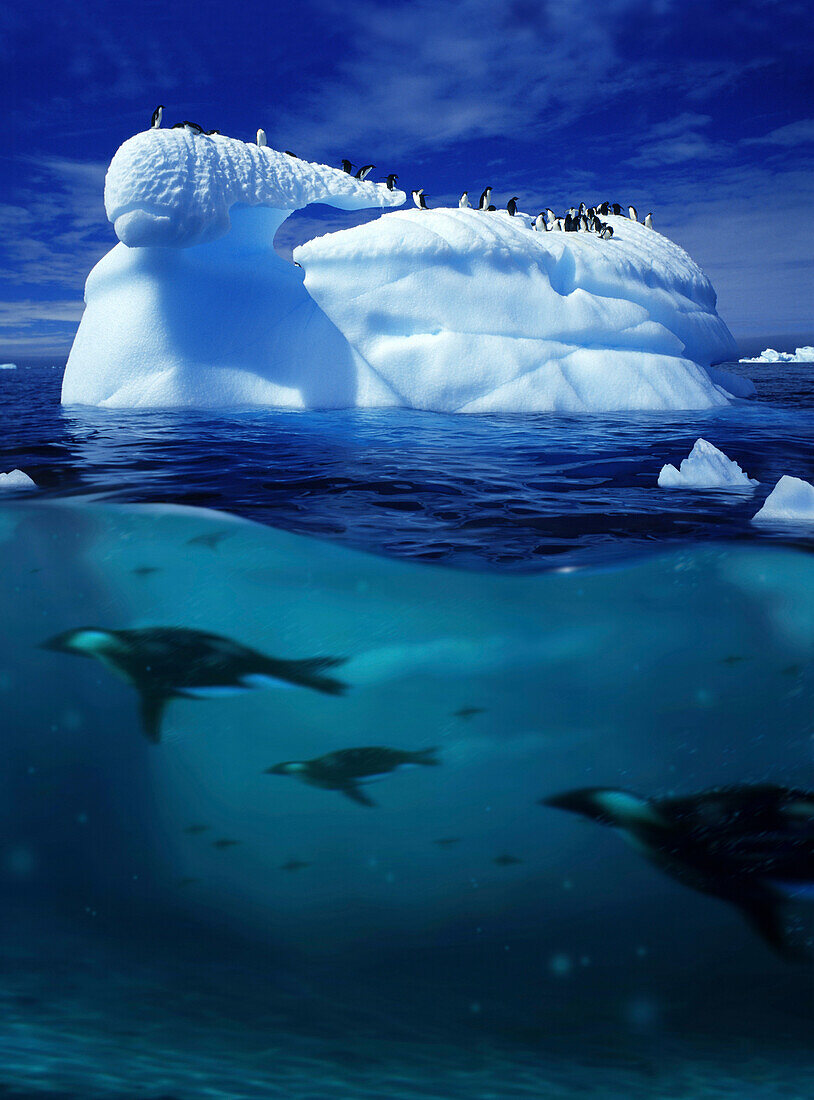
[1,0,812,355]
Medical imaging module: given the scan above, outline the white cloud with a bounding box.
[744,119,814,147]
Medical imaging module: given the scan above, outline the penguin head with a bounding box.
[265,761,307,776]
[541,788,664,829]
[40,627,116,657]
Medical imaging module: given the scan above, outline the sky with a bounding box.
[0,0,812,356]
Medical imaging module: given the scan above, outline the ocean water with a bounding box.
[0,359,812,1098]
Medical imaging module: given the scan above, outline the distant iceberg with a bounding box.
[740,346,814,364]
[752,476,814,524]
[0,363,17,369]
[658,439,758,490]
[63,130,739,413]
[0,469,36,490]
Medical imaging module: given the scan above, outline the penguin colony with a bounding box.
[147,107,655,228]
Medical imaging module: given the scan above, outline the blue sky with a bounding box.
[0,0,812,355]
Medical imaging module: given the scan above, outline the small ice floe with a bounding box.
[0,469,37,490]
[740,346,814,364]
[0,363,17,370]
[657,438,758,490]
[752,475,814,525]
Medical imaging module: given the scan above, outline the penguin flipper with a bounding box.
[266,656,349,696]
[139,692,168,744]
[340,785,376,808]
[738,897,811,962]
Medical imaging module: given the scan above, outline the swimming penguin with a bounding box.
[341,160,355,174]
[628,205,638,221]
[459,192,471,208]
[355,164,375,180]
[644,212,654,229]
[412,189,428,210]
[542,784,814,959]
[266,746,440,807]
[151,105,164,129]
[40,627,348,743]
[280,859,310,872]
[386,174,399,190]
[256,129,267,147]
[478,187,492,211]
[506,197,519,216]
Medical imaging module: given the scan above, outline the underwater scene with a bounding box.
[0,361,812,1098]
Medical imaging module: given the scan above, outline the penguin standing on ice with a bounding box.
[355,164,375,180]
[385,174,399,190]
[256,129,267,147]
[644,212,654,229]
[506,197,519,216]
[151,105,164,129]
[412,189,429,209]
[600,225,614,239]
[542,783,814,960]
[341,160,355,174]
[459,192,471,208]
[479,187,492,211]
[534,213,546,231]
[612,203,622,215]
[628,205,638,221]
[40,626,348,743]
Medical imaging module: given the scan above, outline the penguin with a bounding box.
[598,202,610,216]
[612,203,622,215]
[552,218,564,231]
[644,212,654,229]
[386,174,399,190]
[564,213,576,232]
[506,197,519,216]
[265,746,440,807]
[341,160,355,174]
[171,121,203,134]
[412,189,428,210]
[40,627,348,744]
[542,784,814,960]
[493,854,523,866]
[578,215,589,231]
[256,129,267,147]
[600,225,614,239]
[579,202,587,216]
[534,213,546,231]
[355,164,375,180]
[459,191,471,208]
[478,187,492,211]
[151,105,164,129]
[487,205,496,211]
[284,150,299,159]
[204,129,221,136]
[280,859,310,872]
[628,205,638,221]
[545,208,556,226]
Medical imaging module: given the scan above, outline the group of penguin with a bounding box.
[41,615,814,961]
[149,108,653,239]
[414,187,655,238]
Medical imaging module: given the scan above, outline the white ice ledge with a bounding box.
[740,346,814,364]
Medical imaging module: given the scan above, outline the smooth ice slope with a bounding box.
[296,208,739,413]
[740,346,814,364]
[658,439,758,489]
[62,130,406,408]
[752,476,814,525]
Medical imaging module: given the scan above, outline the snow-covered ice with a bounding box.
[658,439,758,490]
[64,131,739,412]
[0,469,36,490]
[740,346,814,364]
[752,476,814,525]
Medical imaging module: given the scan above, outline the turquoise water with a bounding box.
[0,359,812,1096]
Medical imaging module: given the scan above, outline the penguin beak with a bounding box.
[264,763,291,775]
[39,630,76,653]
[540,788,609,822]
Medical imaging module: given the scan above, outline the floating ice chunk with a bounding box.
[0,363,17,370]
[658,439,758,489]
[752,476,814,525]
[740,346,814,364]
[0,469,36,490]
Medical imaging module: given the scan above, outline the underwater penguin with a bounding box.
[266,746,440,807]
[412,189,428,209]
[341,159,355,173]
[386,174,399,190]
[459,191,471,208]
[40,627,348,743]
[479,187,492,211]
[506,197,519,216]
[628,205,638,221]
[256,129,267,147]
[355,164,375,180]
[151,105,164,129]
[542,784,814,960]
[644,212,654,229]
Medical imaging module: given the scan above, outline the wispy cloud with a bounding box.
[744,118,814,147]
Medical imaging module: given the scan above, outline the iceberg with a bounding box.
[63,131,739,413]
[658,439,758,490]
[740,346,814,364]
[752,476,814,525]
[0,363,17,370]
[0,469,36,490]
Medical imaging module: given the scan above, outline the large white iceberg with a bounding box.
[752,476,814,525]
[658,439,758,490]
[63,131,740,412]
[740,346,814,364]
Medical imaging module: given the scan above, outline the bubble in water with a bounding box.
[549,953,572,976]
[626,996,658,1031]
